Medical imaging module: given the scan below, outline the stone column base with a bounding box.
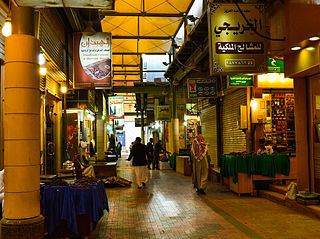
[1,215,44,239]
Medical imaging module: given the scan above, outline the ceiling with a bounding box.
[100,0,196,85]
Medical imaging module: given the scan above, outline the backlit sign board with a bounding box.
[109,96,124,119]
[209,3,267,73]
[74,32,112,88]
[188,79,217,98]
[229,75,253,86]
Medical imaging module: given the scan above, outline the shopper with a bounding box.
[191,134,211,195]
[146,138,154,169]
[153,140,169,170]
[127,137,148,189]
[257,138,273,155]
[117,141,122,158]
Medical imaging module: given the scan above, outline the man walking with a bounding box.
[146,138,154,169]
[127,137,148,189]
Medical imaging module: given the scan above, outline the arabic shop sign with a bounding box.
[209,3,267,73]
[74,32,112,89]
[188,78,217,99]
[229,75,253,86]
[156,105,170,121]
[268,57,284,73]
[109,96,124,119]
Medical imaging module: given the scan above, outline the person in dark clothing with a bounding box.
[146,138,154,169]
[153,140,168,170]
[127,137,148,189]
[117,142,122,158]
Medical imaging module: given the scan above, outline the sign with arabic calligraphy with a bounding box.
[74,32,112,89]
[229,75,253,86]
[109,96,124,119]
[156,105,170,121]
[188,79,217,99]
[209,3,267,73]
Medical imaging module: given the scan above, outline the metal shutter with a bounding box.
[222,89,247,154]
[201,104,218,167]
[0,8,6,60]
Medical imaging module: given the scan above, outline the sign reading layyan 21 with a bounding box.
[209,3,267,73]
[188,79,217,99]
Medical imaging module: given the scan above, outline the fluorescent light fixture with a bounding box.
[291,46,301,51]
[309,36,320,41]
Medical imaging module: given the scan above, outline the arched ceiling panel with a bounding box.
[138,39,171,53]
[101,16,138,36]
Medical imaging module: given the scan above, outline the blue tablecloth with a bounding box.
[41,180,109,235]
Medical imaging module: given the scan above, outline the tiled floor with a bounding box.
[90,156,320,239]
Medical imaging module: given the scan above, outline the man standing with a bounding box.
[146,138,154,169]
[153,140,167,170]
[127,137,148,189]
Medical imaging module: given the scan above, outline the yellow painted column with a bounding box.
[1,4,44,238]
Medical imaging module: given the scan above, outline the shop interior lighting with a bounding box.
[250,99,258,110]
[60,86,67,93]
[109,120,113,125]
[291,46,301,51]
[102,115,105,120]
[309,36,320,41]
[40,67,47,76]
[184,121,187,126]
[155,121,160,130]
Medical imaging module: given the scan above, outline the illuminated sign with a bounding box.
[229,75,253,86]
[188,78,217,98]
[268,57,284,73]
[74,32,112,88]
[108,96,124,119]
[209,3,267,73]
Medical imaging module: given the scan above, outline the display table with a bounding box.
[41,180,108,237]
[221,154,296,195]
[93,162,117,178]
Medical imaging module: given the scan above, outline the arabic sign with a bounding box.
[156,105,170,121]
[74,32,112,89]
[268,57,284,73]
[229,75,253,86]
[210,3,267,73]
[108,96,124,119]
[188,79,217,99]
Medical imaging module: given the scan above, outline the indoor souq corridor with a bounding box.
[2,0,320,238]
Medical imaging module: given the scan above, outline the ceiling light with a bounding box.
[306,46,315,51]
[291,46,301,51]
[309,36,320,41]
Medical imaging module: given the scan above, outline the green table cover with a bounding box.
[221,154,290,184]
